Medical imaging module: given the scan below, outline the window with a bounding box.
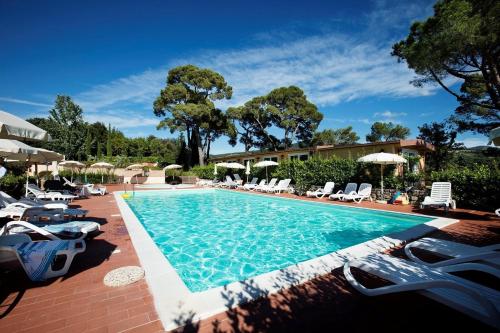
[243,159,255,165]
[264,156,278,162]
[289,153,309,161]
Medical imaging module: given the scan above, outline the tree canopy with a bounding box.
[418,121,463,171]
[228,86,323,151]
[311,127,359,146]
[153,65,233,166]
[29,95,181,166]
[267,86,323,150]
[366,122,410,142]
[392,0,500,134]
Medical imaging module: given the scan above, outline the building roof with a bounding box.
[209,139,434,161]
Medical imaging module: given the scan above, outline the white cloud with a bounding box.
[84,111,159,129]
[459,137,489,148]
[71,0,436,132]
[0,97,51,108]
[372,110,408,123]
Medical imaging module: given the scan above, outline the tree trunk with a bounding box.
[192,127,205,166]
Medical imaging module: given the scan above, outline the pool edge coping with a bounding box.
[114,189,458,331]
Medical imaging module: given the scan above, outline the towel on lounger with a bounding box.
[13,240,70,281]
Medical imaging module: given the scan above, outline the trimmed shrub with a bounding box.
[431,164,499,210]
[272,157,358,194]
[0,174,35,198]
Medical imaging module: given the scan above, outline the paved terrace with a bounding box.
[1,185,499,333]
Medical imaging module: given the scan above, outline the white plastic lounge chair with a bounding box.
[27,184,78,202]
[306,182,335,198]
[239,177,257,190]
[233,174,243,185]
[0,234,85,281]
[344,253,500,328]
[258,178,277,192]
[1,220,99,240]
[83,184,106,196]
[420,182,456,211]
[405,238,500,268]
[269,179,292,194]
[329,183,357,201]
[247,179,266,191]
[220,175,238,188]
[343,183,372,203]
[63,177,78,188]
[0,191,68,210]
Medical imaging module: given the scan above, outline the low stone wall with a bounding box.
[371,188,427,204]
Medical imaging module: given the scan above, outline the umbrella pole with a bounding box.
[380,165,384,199]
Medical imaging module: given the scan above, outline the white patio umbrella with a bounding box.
[253,160,279,183]
[357,152,407,196]
[213,164,218,176]
[225,162,245,169]
[245,161,251,183]
[164,164,182,182]
[59,160,85,183]
[126,164,144,184]
[90,162,115,183]
[0,111,50,141]
[0,139,62,195]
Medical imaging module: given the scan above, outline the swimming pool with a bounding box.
[124,189,433,292]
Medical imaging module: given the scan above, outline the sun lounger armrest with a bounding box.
[2,221,61,240]
[343,262,499,318]
[483,244,500,251]
[438,262,500,279]
[405,242,500,268]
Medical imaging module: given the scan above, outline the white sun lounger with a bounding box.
[343,183,372,203]
[258,178,277,192]
[344,253,500,328]
[247,179,266,191]
[405,238,500,268]
[1,220,100,240]
[420,182,456,211]
[0,191,68,210]
[27,184,78,202]
[329,183,357,201]
[0,234,86,281]
[269,179,291,194]
[233,174,243,185]
[306,182,335,198]
[239,177,258,190]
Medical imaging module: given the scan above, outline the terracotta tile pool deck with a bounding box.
[1,185,499,332]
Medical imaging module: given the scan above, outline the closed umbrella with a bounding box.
[357,152,407,197]
[213,164,218,176]
[90,162,115,183]
[0,111,50,141]
[253,160,279,183]
[245,161,251,183]
[489,127,500,146]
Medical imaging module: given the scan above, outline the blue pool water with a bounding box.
[125,189,432,292]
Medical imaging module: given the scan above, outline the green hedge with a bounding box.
[0,174,34,198]
[58,170,120,184]
[272,158,359,194]
[431,164,499,211]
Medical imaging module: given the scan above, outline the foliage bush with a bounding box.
[0,174,34,198]
[431,163,499,210]
[58,170,120,184]
[272,158,359,194]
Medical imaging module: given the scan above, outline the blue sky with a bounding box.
[0,0,490,153]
